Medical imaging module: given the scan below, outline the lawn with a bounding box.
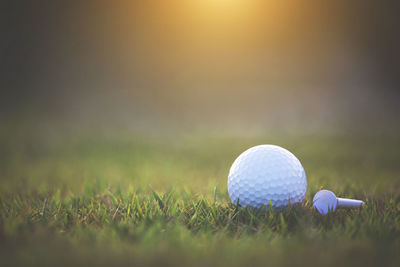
[0,130,399,266]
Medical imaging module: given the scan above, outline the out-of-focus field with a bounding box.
[0,129,399,266]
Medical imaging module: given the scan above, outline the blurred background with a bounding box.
[1,0,399,134]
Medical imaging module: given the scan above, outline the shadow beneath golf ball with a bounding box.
[232,202,304,217]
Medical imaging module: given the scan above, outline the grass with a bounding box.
[0,130,399,266]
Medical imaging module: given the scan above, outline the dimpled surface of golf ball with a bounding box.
[228,145,307,208]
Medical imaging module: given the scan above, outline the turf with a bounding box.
[0,131,399,266]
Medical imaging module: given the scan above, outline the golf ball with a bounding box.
[227,145,307,208]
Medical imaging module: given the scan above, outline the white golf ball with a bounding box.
[227,145,307,208]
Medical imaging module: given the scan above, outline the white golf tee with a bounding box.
[313,190,365,215]
[337,197,365,208]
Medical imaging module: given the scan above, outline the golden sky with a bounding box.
[2,1,399,132]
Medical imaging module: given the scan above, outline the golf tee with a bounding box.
[337,198,365,208]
